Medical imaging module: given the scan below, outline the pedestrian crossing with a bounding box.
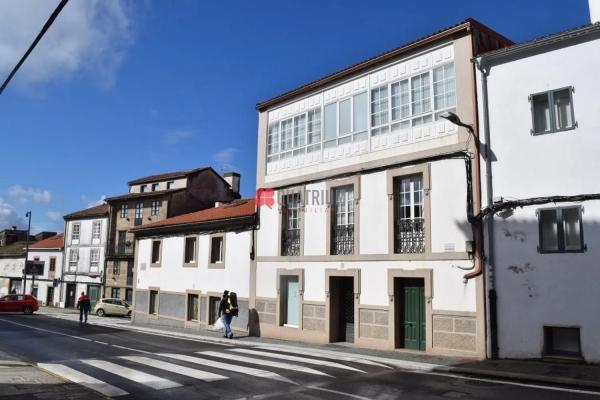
[38,345,396,397]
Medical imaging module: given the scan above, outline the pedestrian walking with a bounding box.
[218,290,238,339]
[77,292,91,324]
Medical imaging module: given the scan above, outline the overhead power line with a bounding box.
[0,0,69,95]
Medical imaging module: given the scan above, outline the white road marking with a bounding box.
[38,363,128,397]
[111,344,152,354]
[255,345,391,369]
[81,359,181,390]
[158,353,295,384]
[199,351,332,377]
[94,341,108,345]
[307,386,374,400]
[415,370,600,397]
[230,348,365,373]
[120,356,228,382]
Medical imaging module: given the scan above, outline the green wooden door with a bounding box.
[404,285,425,351]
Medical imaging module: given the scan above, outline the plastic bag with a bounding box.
[212,316,224,331]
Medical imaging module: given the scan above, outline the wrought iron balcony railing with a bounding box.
[331,225,354,255]
[281,229,301,256]
[395,218,425,254]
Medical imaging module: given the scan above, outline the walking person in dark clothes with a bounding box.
[218,290,238,339]
[77,292,91,324]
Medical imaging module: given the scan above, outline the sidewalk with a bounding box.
[0,349,104,399]
[39,308,600,391]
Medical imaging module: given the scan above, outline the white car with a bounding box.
[95,298,131,317]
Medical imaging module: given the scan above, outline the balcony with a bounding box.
[281,229,301,256]
[331,225,354,255]
[110,244,134,258]
[395,218,425,254]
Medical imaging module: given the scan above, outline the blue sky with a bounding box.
[0,0,591,233]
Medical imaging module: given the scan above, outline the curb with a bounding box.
[437,365,600,391]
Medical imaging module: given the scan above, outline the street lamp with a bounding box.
[439,111,474,134]
[22,211,31,295]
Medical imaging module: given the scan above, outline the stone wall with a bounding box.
[134,289,147,311]
[158,293,185,320]
[302,304,326,332]
[359,308,389,340]
[432,313,477,352]
[256,298,276,325]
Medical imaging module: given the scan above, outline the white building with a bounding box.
[0,243,27,297]
[252,19,511,357]
[476,16,600,361]
[27,234,64,306]
[62,204,109,308]
[131,199,256,333]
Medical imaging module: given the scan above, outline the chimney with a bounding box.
[223,172,240,195]
[591,0,600,23]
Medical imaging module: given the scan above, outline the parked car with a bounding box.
[0,294,39,314]
[95,298,131,317]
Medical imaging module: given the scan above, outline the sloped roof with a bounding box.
[127,167,210,185]
[29,233,64,250]
[105,188,185,202]
[132,199,256,231]
[256,18,512,111]
[0,241,28,258]
[64,204,109,220]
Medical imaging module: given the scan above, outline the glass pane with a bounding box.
[293,114,306,148]
[280,119,293,151]
[353,92,367,131]
[307,109,321,144]
[533,93,551,133]
[324,103,337,140]
[339,99,351,135]
[553,89,573,130]
[370,86,388,128]
[267,123,279,155]
[540,209,559,251]
[563,208,582,251]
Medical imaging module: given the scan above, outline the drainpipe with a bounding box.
[475,57,499,360]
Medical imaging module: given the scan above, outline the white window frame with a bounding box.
[68,249,79,272]
[71,223,80,242]
[120,204,128,218]
[92,221,102,240]
[90,248,100,273]
[537,206,584,253]
[529,86,576,135]
[150,200,161,216]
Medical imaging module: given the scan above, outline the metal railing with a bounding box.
[281,229,301,256]
[395,218,425,253]
[331,225,354,255]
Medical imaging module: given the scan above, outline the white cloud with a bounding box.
[81,194,106,208]
[7,185,52,204]
[0,198,25,229]
[0,0,132,90]
[163,129,194,145]
[213,147,240,172]
[46,211,62,222]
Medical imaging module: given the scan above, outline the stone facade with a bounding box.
[256,299,276,325]
[359,308,389,340]
[302,303,326,332]
[432,312,477,353]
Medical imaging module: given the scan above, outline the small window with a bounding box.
[544,326,581,358]
[120,204,128,218]
[49,257,56,272]
[71,223,80,241]
[151,183,159,192]
[167,181,174,190]
[184,237,197,264]
[92,221,102,240]
[538,206,584,253]
[187,294,199,321]
[90,249,100,272]
[210,236,224,264]
[69,249,78,271]
[134,202,143,226]
[140,185,147,193]
[149,290,158,314]
[150,201,161,216]
[151,241,161,264]
[531,87,575,135]
[111,287,121,299]
[112,261,120,275]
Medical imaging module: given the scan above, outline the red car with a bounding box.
[0,294,39,314]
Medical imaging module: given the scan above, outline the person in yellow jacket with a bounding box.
[218,290,238,339]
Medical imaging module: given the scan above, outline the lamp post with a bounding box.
[22,211,31,295]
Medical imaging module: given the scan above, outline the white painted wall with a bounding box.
[136,230,252,298]
[256,260,476,311]
[129,177,187,193]
[0,257,25,297]
[27,249,63,305]
[478,35,600,361]
[64,218,107,276]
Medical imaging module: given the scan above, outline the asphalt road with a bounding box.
[0,314,598,400]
